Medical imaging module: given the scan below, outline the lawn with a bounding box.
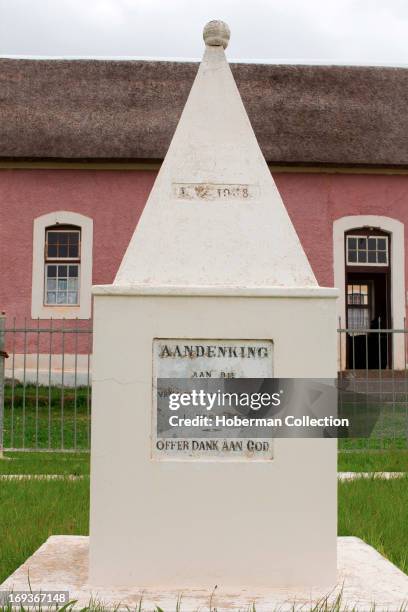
[338,476,408,575]
[0,452,89,475]
[1,449,408,476]
[338,448,408,471]
[0,478,89,585]
[3,384,90,451]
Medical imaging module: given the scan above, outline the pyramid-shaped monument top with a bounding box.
[115,20,317,288]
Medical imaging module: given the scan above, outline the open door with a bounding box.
[345,229,391,369]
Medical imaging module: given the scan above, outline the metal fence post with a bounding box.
[0,313,6,458]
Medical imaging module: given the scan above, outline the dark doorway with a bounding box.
[345,229,391,369]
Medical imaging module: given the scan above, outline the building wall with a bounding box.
[1,168,407,325]
[274,172,408,291]
[0,169,154,323]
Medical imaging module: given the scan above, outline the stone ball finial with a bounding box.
[203,20,230,49]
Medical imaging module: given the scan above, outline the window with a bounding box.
[32,211,93,319]
[347,283,371,330]
[44,228,80,306]
[346,235,388,266]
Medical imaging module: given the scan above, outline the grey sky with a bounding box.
[1,0,408,65]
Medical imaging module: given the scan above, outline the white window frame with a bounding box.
[44,227,81,307]
[44,263,80,306]
[346,234,389,267]
[32,211,93,319]
[45,228,81,260]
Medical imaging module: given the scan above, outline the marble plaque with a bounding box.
[152,339,274,461]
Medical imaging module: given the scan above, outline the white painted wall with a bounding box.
[5,353,91,386]
[89,289,338,589]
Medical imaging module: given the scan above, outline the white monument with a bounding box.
[90,20,338,588]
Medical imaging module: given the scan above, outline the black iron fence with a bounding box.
[338,323,408,450]
[1,315,408,452]
[0,315,92,452]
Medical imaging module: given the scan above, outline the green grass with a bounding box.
[0,479,89,585]
[338,476,408,575]
[0,593,398,612]
[2,449,407,476]
[339,437,408,450]
[3,384,90,451]
[337,395,408,451]
[0,592,394,612]
[338,449,408,472]
[0,452,90,475]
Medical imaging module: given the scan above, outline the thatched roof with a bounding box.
[1,58,408,166]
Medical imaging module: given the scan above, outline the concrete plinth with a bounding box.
[1,536,407,611]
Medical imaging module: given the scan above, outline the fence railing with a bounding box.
[338,324,408,450]
[0,316,92,452]
[1,317,408,452]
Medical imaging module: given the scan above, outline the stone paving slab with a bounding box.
[0,474,85,480]
[0,472,405,481]
[1,536,408,610]
[338,472,406,481]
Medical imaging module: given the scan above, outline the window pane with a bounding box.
[348,307,370,330]
[45,229,80,261]
[47,233,58,244]
[68,292,78,304]
[347,285,362,305]
[68,245,79,258]
[44,261,80,306]
[347,234,389,267]
[57,292,68,304]
[68,232,79,245]
[347,285,368,306]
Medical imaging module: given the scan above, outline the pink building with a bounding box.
[1,59,408,370]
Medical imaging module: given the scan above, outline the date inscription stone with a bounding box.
[173,183,259,201]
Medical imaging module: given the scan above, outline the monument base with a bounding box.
[1,536,407,610]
